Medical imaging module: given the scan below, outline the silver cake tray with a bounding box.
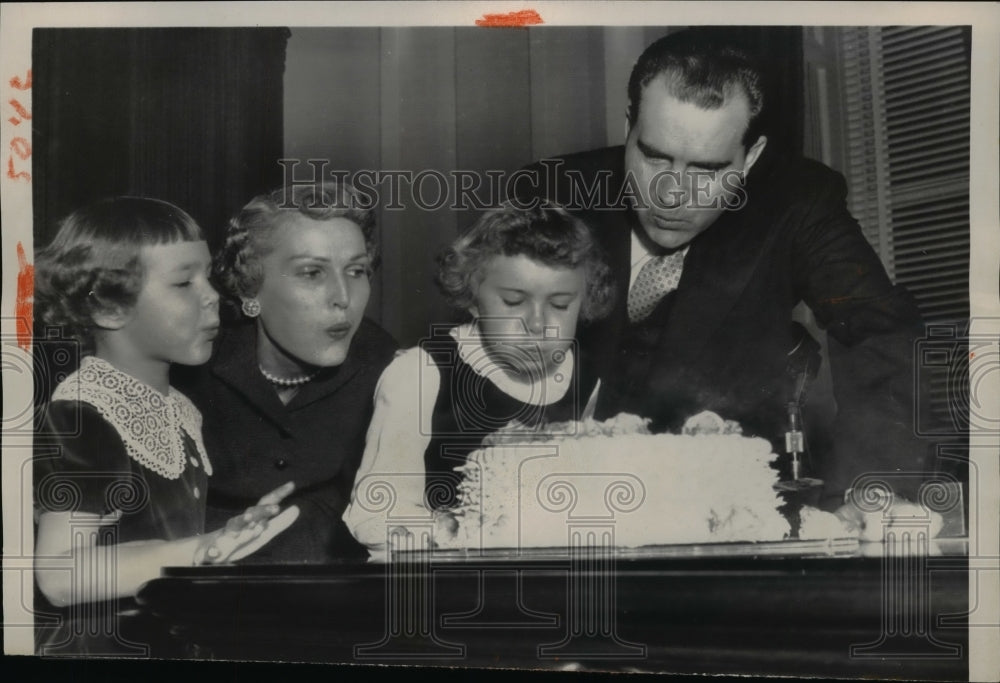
[392,536,970,563]
[395,537,862,562]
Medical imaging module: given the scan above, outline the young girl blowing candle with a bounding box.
[33,197,297,653]
[343,202,613,552]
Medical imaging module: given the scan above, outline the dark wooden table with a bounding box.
[132,538,969,679]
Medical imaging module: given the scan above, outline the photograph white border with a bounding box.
[2,2,997,679]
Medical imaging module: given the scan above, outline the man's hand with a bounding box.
[834,498,944,543]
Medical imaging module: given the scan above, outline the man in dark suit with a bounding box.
[517,29,930,519]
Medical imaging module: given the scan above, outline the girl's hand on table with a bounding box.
[380,510,458,553]
[193,481,299,564]
[432,509,459,546]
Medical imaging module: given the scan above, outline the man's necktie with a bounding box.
[627,249,687,322]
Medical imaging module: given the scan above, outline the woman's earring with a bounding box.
[241,298,261,318]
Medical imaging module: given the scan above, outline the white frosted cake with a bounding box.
[436,412,791,549]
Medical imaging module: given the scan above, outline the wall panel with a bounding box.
[378,28,458,345]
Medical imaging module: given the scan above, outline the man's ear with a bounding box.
[624,108,634,142]
[743,135,767,174]
[91,305,131,331]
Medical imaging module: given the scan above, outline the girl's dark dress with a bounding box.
[344,323,596,549]
[34,356,209,655]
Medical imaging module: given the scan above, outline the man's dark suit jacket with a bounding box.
[520,145,929,506]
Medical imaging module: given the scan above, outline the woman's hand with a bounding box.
[193,481,299,565]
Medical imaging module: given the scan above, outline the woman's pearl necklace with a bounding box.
[259,365,319,387]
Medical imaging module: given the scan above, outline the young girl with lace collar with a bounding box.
[343,203,614,553]
[33,198,297,653]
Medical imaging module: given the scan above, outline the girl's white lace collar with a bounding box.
[51,356,212,480]
[449,323,573,406]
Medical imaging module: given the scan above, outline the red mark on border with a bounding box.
[10,136,30,160]
[6,71,33,177]
[16,242,34,351]
[7,136,32,181]
[475,9,543,27]
[970,352,975,360]
[7,156,30,181]
[10,70,32,90]
[8,99,31,125]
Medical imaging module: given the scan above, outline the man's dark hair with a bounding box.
[627,28,766,149]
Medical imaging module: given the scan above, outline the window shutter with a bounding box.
[839,28,895,276]
[881,26,971,325]
[838,26,971,437]
[838,26,971,324]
